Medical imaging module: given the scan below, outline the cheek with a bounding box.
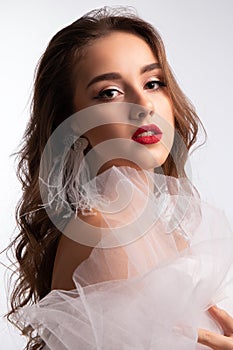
[162,98,174,126]
[154,94,174,126]
[84,124,129,147]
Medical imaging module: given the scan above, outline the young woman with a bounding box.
[6,7,233,350]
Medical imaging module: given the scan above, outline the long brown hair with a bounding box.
[6,6,205,349]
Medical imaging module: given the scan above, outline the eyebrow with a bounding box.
[141,62,161,74]
[86,63,161,89]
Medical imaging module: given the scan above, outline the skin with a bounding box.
[52,31,233,349]
[53,31,175,288]
[72,31,174,173]
[198,306,233,349]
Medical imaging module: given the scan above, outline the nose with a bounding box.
[129,92,154,120]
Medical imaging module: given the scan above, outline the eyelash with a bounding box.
[93,79,167,101]
[146,80,166,90]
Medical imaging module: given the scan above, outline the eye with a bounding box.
[94,88,123,100]
[145,79,166,91]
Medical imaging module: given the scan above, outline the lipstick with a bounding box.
[131,124,162,144]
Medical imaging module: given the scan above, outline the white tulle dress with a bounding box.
[17,166,233,350]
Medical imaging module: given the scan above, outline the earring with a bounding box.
[73,137,89,152]
[63,135,92,217]
[40,134,93,218]
[63,135,89,152]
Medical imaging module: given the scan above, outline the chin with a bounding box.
[134,149,170,171]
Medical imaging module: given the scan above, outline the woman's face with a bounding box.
[73,31,174,173]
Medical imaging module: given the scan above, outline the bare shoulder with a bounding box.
[51,210,105,291]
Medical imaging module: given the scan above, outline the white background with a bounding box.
[0,0,232,348]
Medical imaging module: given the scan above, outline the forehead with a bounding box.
[76,31,158,76]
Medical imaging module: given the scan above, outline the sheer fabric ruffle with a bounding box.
[15,166,233,349]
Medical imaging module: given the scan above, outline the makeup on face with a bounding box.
[73,31,174,171]
[131,124,163,145]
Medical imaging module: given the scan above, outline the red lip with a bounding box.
[131,124,163,144]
